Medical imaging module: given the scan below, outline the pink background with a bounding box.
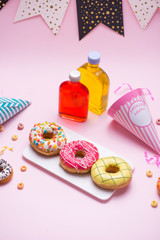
[0,0,160,239]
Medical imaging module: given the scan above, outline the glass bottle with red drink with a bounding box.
[59,70,89,122]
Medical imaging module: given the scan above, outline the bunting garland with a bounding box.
[0,0,8,11]
[76,0,124,40]
[1,0,160,38]
[128,0,160,30]
[14,0,71,35]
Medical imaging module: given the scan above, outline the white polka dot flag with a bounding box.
[108,88,160,155]
[128,0,160,30]
[14,0,71,35]
[0,97,31,125]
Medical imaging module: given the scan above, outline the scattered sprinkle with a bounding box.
[18,123,24,130]
[151,200,158,208]
[17,183,24,190]
[156,119,160,125]
[146,170,152,177]
[12,135,18,141]
[21,166,27,172]
[0,146,13,155]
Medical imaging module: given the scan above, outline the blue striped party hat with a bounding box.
[0,97,31,125]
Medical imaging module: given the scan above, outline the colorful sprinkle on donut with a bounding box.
[157,177,160,194]
[29,122,67,155]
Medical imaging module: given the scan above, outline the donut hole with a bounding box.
[75,150,85,159]
[105,165,119,173]
[42,132,54,139]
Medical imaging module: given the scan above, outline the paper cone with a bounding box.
[108,88,160,155]
[0,97,31,125]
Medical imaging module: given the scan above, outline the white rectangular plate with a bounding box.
[23,126,134,201]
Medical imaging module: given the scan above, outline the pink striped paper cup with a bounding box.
[108,88,160,155]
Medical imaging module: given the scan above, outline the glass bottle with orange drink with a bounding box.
[59,70,89,122]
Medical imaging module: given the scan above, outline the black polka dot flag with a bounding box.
[76,0,124,40]
[0,0,8,10]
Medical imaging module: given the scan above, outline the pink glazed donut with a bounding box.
[60,140,99,173]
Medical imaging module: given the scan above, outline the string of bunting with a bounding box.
[14,0,71,36]
[1,0,160,38]
[0,0,8,10]
[128,0,160,30]
[76,0,124,40]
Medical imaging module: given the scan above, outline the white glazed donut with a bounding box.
[29,121,67,156]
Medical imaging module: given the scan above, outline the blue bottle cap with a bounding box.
[69,70,81,82]
[88,51,100,65]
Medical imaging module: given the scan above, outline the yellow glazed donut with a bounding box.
[91,156,132,190]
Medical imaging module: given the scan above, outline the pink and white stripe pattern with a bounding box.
[108,88,160,155]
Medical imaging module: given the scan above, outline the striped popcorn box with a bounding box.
[0,97,31,125]
[108,88,160,155]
